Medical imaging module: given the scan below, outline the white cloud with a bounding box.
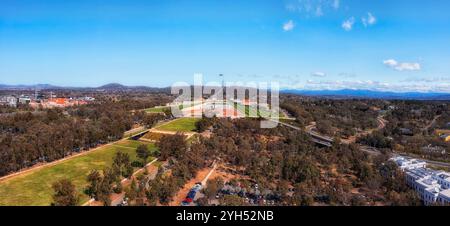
[383,59,421,71]
[403,77,450,83]
[280,77,450,93]
[383,59,398,67]
[294,80,450,93]
[342,17,355,31]
[311,72,327,77]
[283,20,295,31]
[362,12,377,27]
[303,80,389,90]
[397,63,421,71]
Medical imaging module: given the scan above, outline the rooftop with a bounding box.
[439,189,450,199]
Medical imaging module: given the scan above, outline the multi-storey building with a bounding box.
[391,156,450,205]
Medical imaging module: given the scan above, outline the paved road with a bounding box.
[274,119,332,146]
[393,153,450,168]
[277,120,332,141]
[359,145,382,156]
[421,159,450,168]
[275,116,450,169]
[422,115,442,132]
[304,123,334,143]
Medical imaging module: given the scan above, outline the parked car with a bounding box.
[187,191,197,199]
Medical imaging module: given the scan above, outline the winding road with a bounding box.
[274,113,450,169]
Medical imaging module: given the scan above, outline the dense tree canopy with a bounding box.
[51,179,79,206]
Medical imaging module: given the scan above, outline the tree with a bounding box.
[162,108,173,119]
[292,183,314,206]
[220,195,244,206]
[85,170,102,199]
[204,177,224,200]
[157,176,178,205]
[112,151,133,178]
[136,144,150,163]
[196,197,210,206]
[51,179,79,206]
[282,154,319,184]
[379,161,407,192]
[195,118,213,132]
[0,100,139,177]
[356,162,374,183]
[157,133,186,160]
[85,168,115,205]
[357,131,393,149]
[125,179,138,202]
[143,114,164,128]
[316,119,333,136]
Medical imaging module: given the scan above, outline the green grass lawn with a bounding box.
[232,102,286,119]
[115,139,156,150]
[118,140,159,156]
[234,102,265,117]
[0,139,156,206]
[144,106,169,113]
[155,118,200,132]
[144,105,193,113]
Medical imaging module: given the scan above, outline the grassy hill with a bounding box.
[0,140,156,206]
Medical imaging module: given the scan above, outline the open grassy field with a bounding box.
[233,102,270,117]
[232,102,289,119]
[155,117,200,132]
[144,106,169,113]
[0,139,156,206]
[144,104,198,113]
[115,140,158,155]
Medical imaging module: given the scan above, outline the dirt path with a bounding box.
[111,144,138,150]
[422,114,442,132]
[201,163,217,186]
[208,164,247,182]
[341,116,387,144]
[169,165,216,206]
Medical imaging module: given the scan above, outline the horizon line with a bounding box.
[0,82,450,95]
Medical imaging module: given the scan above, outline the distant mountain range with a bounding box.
[282,89,450,100]
[0,83,168,92]
[0,84,60,90]
[97,83,170,92]
[1,84,449,100]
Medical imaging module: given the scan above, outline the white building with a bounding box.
[391,156,450,205]
[437,190,450,204]
[0,96,18,107]
[84,96,95,101]
[391,156,427,171]
[18,96,31,104]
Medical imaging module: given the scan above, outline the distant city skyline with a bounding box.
[1,0,450,92]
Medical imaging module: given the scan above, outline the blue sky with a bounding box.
[1,0,450,92]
